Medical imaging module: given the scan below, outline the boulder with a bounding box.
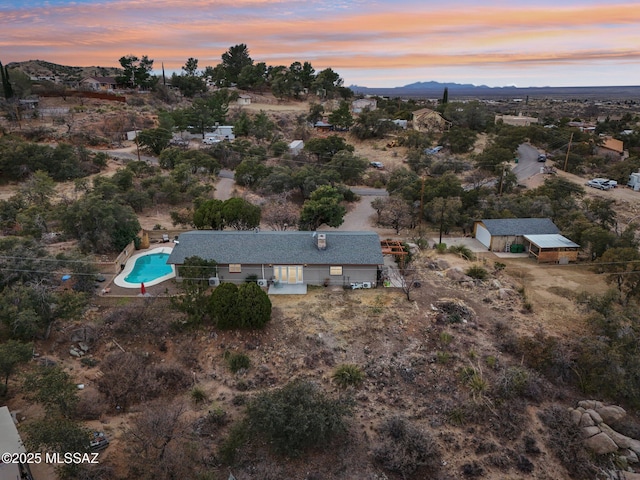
[584,432,618,455]
[622,472,640,480]
[569,408,582,425]
[582,426,601,438]
[596,405,626,424]
[491,279,503,289]
[586,409,603,425]
[498,288,515,300]
[621,449,639,464]
[600,423,633,449]
[579,412,595,427]
[578,400,602,410]
[628,438,640,456]
[70,349,81,358]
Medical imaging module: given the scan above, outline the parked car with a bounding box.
[537,154,547,162]
[586,178,612,190]
[369,161,384,169]
[425,146,443,155]
[202,137,221,145]
[604,180,618,188]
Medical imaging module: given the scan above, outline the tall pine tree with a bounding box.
[0,61,14,99]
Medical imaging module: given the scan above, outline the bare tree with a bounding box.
[392,265,422,302]
[379,196,413,234]
[262,196,300,230]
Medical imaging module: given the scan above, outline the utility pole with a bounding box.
[563,132,574,171]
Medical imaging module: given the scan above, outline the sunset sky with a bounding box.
[2,0,639,88]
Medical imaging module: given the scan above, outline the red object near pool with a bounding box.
[140,283,146,295]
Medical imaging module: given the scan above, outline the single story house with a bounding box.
[289,140,304,155]
[473,218,560,252]
[412,108,451,133]
[523,234,580,264]
[495,113,539,127]
[351,98,377,113]
[0,406,33,480]
[596,137,624,159]
[81,76,118,91]
[167,231,384,293]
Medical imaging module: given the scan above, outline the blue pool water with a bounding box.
[125,253,172,283]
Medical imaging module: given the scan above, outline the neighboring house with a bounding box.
[412,108,451,133]
[391,119,408,129]
[596,137,624,159]
[205,125,235,141]
[495,113,539,127]
[314,121,333,132]
[567,121,596,132]
[351,98,377,114]
[0,406,33,480]
[289,140,304,155]
[237,94,251,106]
[473,218,560,252]
[81,76,118,91]
[167,231,384,293]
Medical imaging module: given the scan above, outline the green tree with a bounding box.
[217,44,253,87]
[24,366,79,417]
[236,282,271,328]
[597,247,640,303]
[19,170,56,207]
[137,127,172,155]
[246,380,353,456]
[221,197,261,230]
[209,282,239,329]
[441,126,477,153]
[58,195,141,253]
[23,417,91,454]
[304,135,354,162]
[351,108,396,140]
[326,150,368,184]
[0,61,14,99]
[307,103,325,125]
[182,91,231,138]
[299,185,346,230]
[427,196,463,243]
[328,101,354,131]
[0,340,32,394]
[173,256,218,326]
[193,199,225,230]
[117,54,155,89]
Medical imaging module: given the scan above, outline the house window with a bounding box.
[329,266,343,276]
[229,264,241,273]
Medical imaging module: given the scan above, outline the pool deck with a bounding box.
[112,246,176,289]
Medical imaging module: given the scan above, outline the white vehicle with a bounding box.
[586,178,612,190]
[202,137,221,145]
[370,161,384,169]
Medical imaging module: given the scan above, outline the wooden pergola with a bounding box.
[380,239,408,267]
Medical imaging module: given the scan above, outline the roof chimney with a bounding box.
[315,232,327,250]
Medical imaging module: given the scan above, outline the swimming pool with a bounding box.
[113,247,176,288]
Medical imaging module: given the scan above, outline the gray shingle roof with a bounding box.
[479,218,559,236]
[167,231,384,265]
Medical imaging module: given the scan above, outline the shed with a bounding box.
[167,231,384,293]
[473,218,560,252]
[289,140,304,155]
[237,94,251,106]
[523,234,580,263]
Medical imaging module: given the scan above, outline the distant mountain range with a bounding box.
[350,81,640,100]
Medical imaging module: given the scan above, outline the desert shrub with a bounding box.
[190,386,208,405]
[435,242,447,253]
[374,416,441,478]
[493,365,543,401]
[218,421,249,465]
[436,351,451,364]
[209,282,239,329]
[332,364,364,389]
[538,405,599,478]
[245,380,353,457]
[461,461,484,477]
[466,265,488,280]
[75,389,108,420]
[448,244,475,260]
[439,331,454,345]
[225,352,251,373]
